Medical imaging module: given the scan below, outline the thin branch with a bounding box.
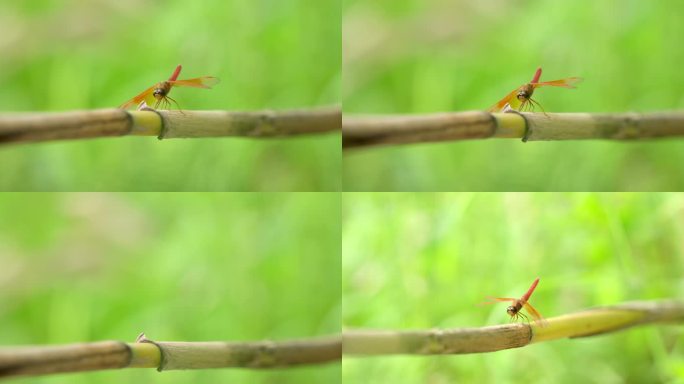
[0,341,132,378]
[0,106,340,145]
[343,111,502,148]
[343,300,684,356]
[0,334,341,380]
[343,111,684,149]
[157,107,340,139]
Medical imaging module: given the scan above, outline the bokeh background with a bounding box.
[0,0,341,191]
[0,193,341,383]
[343,0,684,191]
[343,193,684,383]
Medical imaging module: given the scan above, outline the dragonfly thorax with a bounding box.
[153,81,171,99]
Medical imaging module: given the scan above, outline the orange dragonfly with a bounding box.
[481,277,547,327]
[119,65,219,110]
[487,68,582,113]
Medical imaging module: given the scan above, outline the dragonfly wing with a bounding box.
[523,302,547,326]
[144,91,157,106]
[487,88,519,112]
[119,85,155,109]
[169,76,220,89]
[478,297,517,305]
[532,77,583,89]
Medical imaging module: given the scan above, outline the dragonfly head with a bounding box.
[517,84,534,101]
[506,306,518,316]
[153,81,171,100]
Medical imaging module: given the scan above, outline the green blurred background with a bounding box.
[343,193,684,383]
[0,0,340,191]
[342,0,684,191]
[0,193,341,383]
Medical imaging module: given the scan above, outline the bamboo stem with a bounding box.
[157,107,340,139]
[342,111,501,148]
[343,300,684,356]
[0,334,341,379]
[0,107,340,145]
[143,335,342,370]
[343,325,531,355]
[0,341,131,378]
[342,111,684,149]
[523,112,684,141]
[0,110,132,144]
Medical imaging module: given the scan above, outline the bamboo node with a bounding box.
[252,341,278,367]
[134,333,164,372]
[422,329,446,354]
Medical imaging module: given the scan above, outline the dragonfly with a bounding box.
[487,68,582,113]
[119,65,219,110]
[481,277,547,327]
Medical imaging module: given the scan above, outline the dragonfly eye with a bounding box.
[506,306,517,316]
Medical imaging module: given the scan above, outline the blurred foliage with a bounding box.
[0,0,341,191]
[343,193,684,383]
[0,193,341,383]
[342,0,684,191]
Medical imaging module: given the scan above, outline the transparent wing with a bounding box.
[532,77,583,89]
[523,302,547,327]
[119,85,155,109]
[487,88,520,112]
[478,297,517,305]
[169,76,220,89]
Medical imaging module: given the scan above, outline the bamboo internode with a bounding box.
[342,111,505,148]
[0,341,131,378]
[343,300,684,356]
[342,111,684,149]
[0,106,341,145]
[139,335,342,371]
[157,108,340,139]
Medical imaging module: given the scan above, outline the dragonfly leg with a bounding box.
[518,311,530,324]
[529,98,549,117]
[165,95,185,115]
